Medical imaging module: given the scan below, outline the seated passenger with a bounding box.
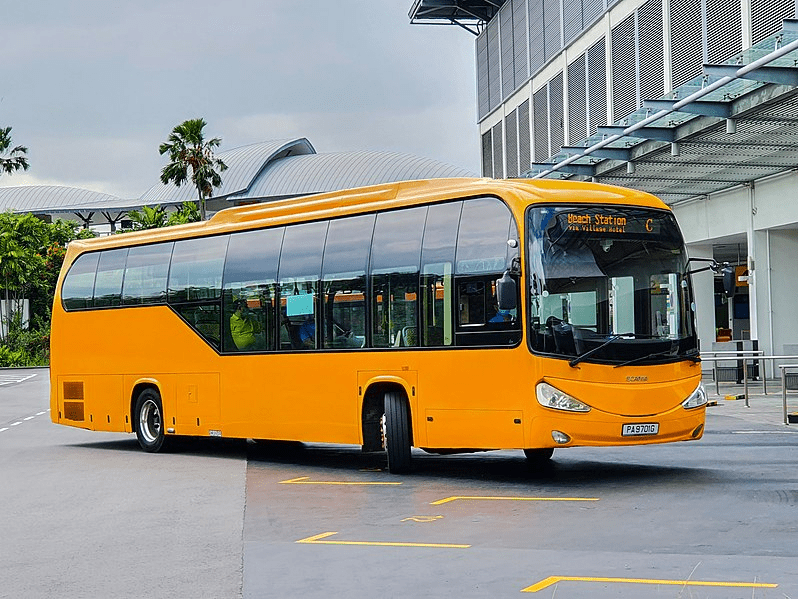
[230,299,262,350]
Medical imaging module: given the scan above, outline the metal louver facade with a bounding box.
[752,0,796,44]
[505,109,519,177]
[568,54,587,143]
[611,12,637,122]
[470,0,798,185]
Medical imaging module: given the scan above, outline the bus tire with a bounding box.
[135,388,167,453]
[383,391,412,474]
[524,448,554,463]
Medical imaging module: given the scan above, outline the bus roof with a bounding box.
[64,177,669,254]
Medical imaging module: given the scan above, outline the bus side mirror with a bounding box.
[496,271,517,311]
[722,267,735,297]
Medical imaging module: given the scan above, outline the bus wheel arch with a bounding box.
[361,382,413,472]
[131,384,167,453]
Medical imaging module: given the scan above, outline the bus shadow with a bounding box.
[246,441,713,489]
[71,435,248,459]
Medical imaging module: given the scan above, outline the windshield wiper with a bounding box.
[613,347,700,368]
[569,335,623,368]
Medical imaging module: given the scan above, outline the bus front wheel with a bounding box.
[135,388,167,453]
[383,391,412,474]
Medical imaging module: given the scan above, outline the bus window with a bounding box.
[321,214,374,349]
[121,243,173,306]
[278,221,328,350]
[93,248,127,308]
[454,198,520,345]
[167,236,229,350]
[370,207,425,348]
[420,202,461,346]
[168,236,228,303]
[222,227,284,352]
[61,252,99,310]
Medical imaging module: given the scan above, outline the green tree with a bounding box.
[167,201,201,226]
[0,126,29,176]
[0,212,90,350]
[159,118,227,221]
[126,205,168,230]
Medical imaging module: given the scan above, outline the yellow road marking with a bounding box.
[522,575,778,593]
[296,531,470,549]
[430,495,599,505]
[280,476,402,486]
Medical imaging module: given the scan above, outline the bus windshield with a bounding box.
[527,205,698,365]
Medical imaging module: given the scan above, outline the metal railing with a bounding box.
[700,351,798,423]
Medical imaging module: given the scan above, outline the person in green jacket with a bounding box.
[230,299,262,350]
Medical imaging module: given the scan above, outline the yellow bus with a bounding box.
[50,178,707,472]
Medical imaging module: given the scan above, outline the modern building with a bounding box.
[411,0,798,373]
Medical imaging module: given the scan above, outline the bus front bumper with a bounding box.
[528,406,706,448]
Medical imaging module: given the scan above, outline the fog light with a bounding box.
[551,430,571,444]
[691,424,704,438]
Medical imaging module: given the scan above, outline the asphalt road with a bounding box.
[2,368,797,598]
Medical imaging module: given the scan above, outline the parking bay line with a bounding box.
[430,496,599,505]
[296,532,470,549]
[280,476,402,486]
[522,575,778,593]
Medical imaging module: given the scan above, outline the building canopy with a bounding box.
[523,20,798,206]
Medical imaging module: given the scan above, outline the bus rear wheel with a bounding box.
[383,391,412,474]
[135,388,167,453]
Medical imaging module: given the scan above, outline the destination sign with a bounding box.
[562,209,661,236]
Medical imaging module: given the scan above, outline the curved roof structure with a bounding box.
[230,150,476,201]
[0,185,125,213]
[139,138,315,204]
[0,137,476,226]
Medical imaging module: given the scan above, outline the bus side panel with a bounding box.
[220,353,361,444]
[418,348,532,450]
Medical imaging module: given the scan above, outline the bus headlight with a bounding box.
[682,384,708,409]
[536,382,591,412]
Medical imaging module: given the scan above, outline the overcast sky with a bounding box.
[1,1,479,199]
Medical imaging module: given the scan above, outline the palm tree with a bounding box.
[0,127,29,177]
[158,118,227,221]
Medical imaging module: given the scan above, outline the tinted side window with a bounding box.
[320,214,374,350]
[456,197,514,275]
[168,236,229,303]
[370,207,426,348]
[121,243,173,305]
[93,248,127,308]
[420,202,461,346]
[454,198,521,346]
[222,227,284,352]
[278,221,328,350]
[62,252,99,310]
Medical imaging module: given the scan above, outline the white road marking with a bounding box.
[10,422,22,426]
[0,373,37,386]
[0,428,8,433]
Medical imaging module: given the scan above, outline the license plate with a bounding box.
[622,423,659,436]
